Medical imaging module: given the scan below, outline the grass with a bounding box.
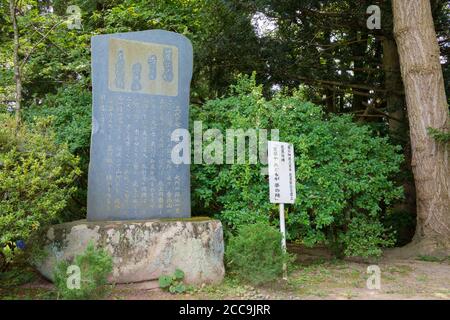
[0,268,37,288]
[0,287,56,300]
[386,265,414,275]
[0,266,55,300]
[416,255,449,263]
[286,260,367,297]
[343,290,359,299]
[416,274,428,282]
[194,277,249,299]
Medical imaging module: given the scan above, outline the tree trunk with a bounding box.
[9,0,22,125]
[323,31,336,113]
[392,0,450,256]
[382,36,417,244]
[350,30,369,113]
[382,37,406,137]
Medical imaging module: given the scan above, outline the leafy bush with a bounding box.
[225,222,294,285]
[338,216,394,258]
[192,74,403,257]
[158,268,188,294]
[25,84,92,159]
[25,84,92,218]
[0,114,80,260]
[53,242,113,300]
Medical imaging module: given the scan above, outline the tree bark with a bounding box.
[9,0,22,125]
[392,0,450,256]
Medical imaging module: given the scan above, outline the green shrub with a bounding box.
[53,242,113,300]
[0,267,36,288]
[338,216,395,258]
[25,84,92,158]
[225,222,294,285]
[158,268,188,294]
[192,74,404,257]
[24,84,92,219]
[0,114,80,262]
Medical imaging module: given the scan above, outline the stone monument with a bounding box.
[88,30,191,221]
[36,30,224,285]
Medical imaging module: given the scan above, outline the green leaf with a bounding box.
[174,268,185,280]
[158,275,172,289]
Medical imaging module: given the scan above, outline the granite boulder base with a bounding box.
[36,219,225,285]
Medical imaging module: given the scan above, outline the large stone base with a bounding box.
[36,218,225,285]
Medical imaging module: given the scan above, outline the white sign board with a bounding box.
[268,141,296,204]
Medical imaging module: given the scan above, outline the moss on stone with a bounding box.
[159,216,213,222]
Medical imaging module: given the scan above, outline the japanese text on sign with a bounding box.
[268,141,296,204]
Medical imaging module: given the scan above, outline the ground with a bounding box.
[1,246,449,300]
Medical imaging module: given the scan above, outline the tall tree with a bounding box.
[392,0,450,256]
[9,0,21,124]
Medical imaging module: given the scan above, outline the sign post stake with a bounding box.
[268,141,296,282]
[279,202,288,280]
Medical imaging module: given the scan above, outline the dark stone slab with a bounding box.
[87,30,192,221]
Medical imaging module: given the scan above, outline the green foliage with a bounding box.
[192,74,404,257]
[24,84,92,218]
[0,243,15,269]
[0,114,80,258]
[428,124,450,144]
[225,222,294,285]
[416,255,448,263]
[158,268,187,294]
[0,268,36,288]
[338,216,394,258]
[53,242,113,300]
[383,208,416,247]
[1,0,254,109]
[25,84,92,157]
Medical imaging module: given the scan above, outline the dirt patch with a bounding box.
[2,249,449,300]
[107,252,450,300]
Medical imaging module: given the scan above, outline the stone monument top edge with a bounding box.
[91,29,193,49]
